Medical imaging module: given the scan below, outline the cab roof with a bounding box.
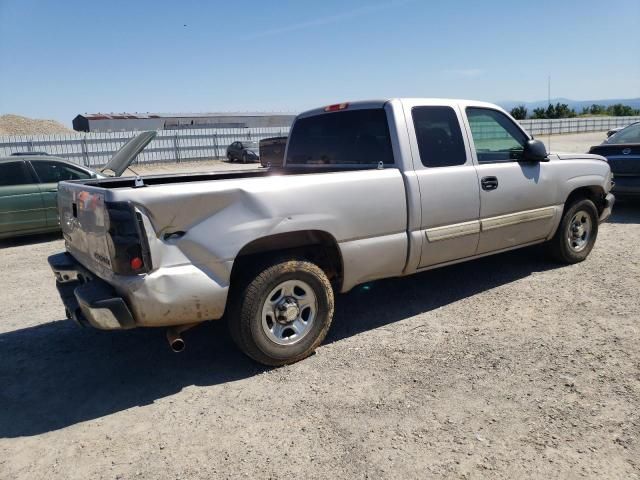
[297,98,506,119]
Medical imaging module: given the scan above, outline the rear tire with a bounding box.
[228,260,334,366]
[242,152,248,164]
[548,198,599,264]
[227,153,234,162]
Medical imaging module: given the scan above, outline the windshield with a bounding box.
[607,123,640,144]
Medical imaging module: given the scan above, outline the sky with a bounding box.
[1,0,639,125]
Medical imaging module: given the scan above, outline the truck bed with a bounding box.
[56,166,411,327]
[80,166,376,189]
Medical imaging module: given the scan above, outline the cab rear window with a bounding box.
[286,108,394,166]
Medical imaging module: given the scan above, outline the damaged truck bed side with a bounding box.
[49,99,614,366]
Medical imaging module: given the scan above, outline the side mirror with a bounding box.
[522,139,548,162]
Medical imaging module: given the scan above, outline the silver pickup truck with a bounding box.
[49,99,614,365]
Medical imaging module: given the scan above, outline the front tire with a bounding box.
[548,198,599,263]
[241,152,248,164]
[228,260,335,366]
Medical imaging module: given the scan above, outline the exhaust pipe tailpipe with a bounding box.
[166,323,201,353]
[167,331,186,352]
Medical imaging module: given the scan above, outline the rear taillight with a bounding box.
[130,257,143,270]
[105,202,151,275]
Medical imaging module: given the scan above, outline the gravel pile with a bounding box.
[0,114,72,136]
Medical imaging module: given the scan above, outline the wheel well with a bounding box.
[230,230,343,290]
[565,186,606,214]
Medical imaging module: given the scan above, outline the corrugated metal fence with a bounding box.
[1,116,638,168]
[0,127,290,168]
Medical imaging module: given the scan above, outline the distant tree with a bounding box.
[607,103,636,116]
[532,107,547,119]
[535,102,637,119]
[554,103,577,118]
[532,103,577,119]
[545,103,556,119]
[510,105,528,120]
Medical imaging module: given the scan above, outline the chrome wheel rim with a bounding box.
[261,280,317,346]
[567,210,592,252]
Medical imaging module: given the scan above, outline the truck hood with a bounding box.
[550,152,608,162]
[100,131,157,177]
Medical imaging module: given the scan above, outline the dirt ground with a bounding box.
[0,132,638,479]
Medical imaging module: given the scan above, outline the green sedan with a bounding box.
[0,131,156,239]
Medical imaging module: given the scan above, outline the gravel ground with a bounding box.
[542,131,607,153]
[0,132,638,479]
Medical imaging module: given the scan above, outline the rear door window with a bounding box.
[412,106,467,167]
[286,108,394,166]
[31,161,92,183]
[0,161,33,186]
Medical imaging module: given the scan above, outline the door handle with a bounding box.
[481,176,499,191]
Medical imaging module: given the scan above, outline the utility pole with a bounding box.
[548,75,552,151]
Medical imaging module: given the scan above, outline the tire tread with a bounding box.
[548,198,599,264]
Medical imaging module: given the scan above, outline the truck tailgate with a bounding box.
[58,182,114,273]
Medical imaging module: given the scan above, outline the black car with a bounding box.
[589,122,640,198]
[226,140,259,163]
